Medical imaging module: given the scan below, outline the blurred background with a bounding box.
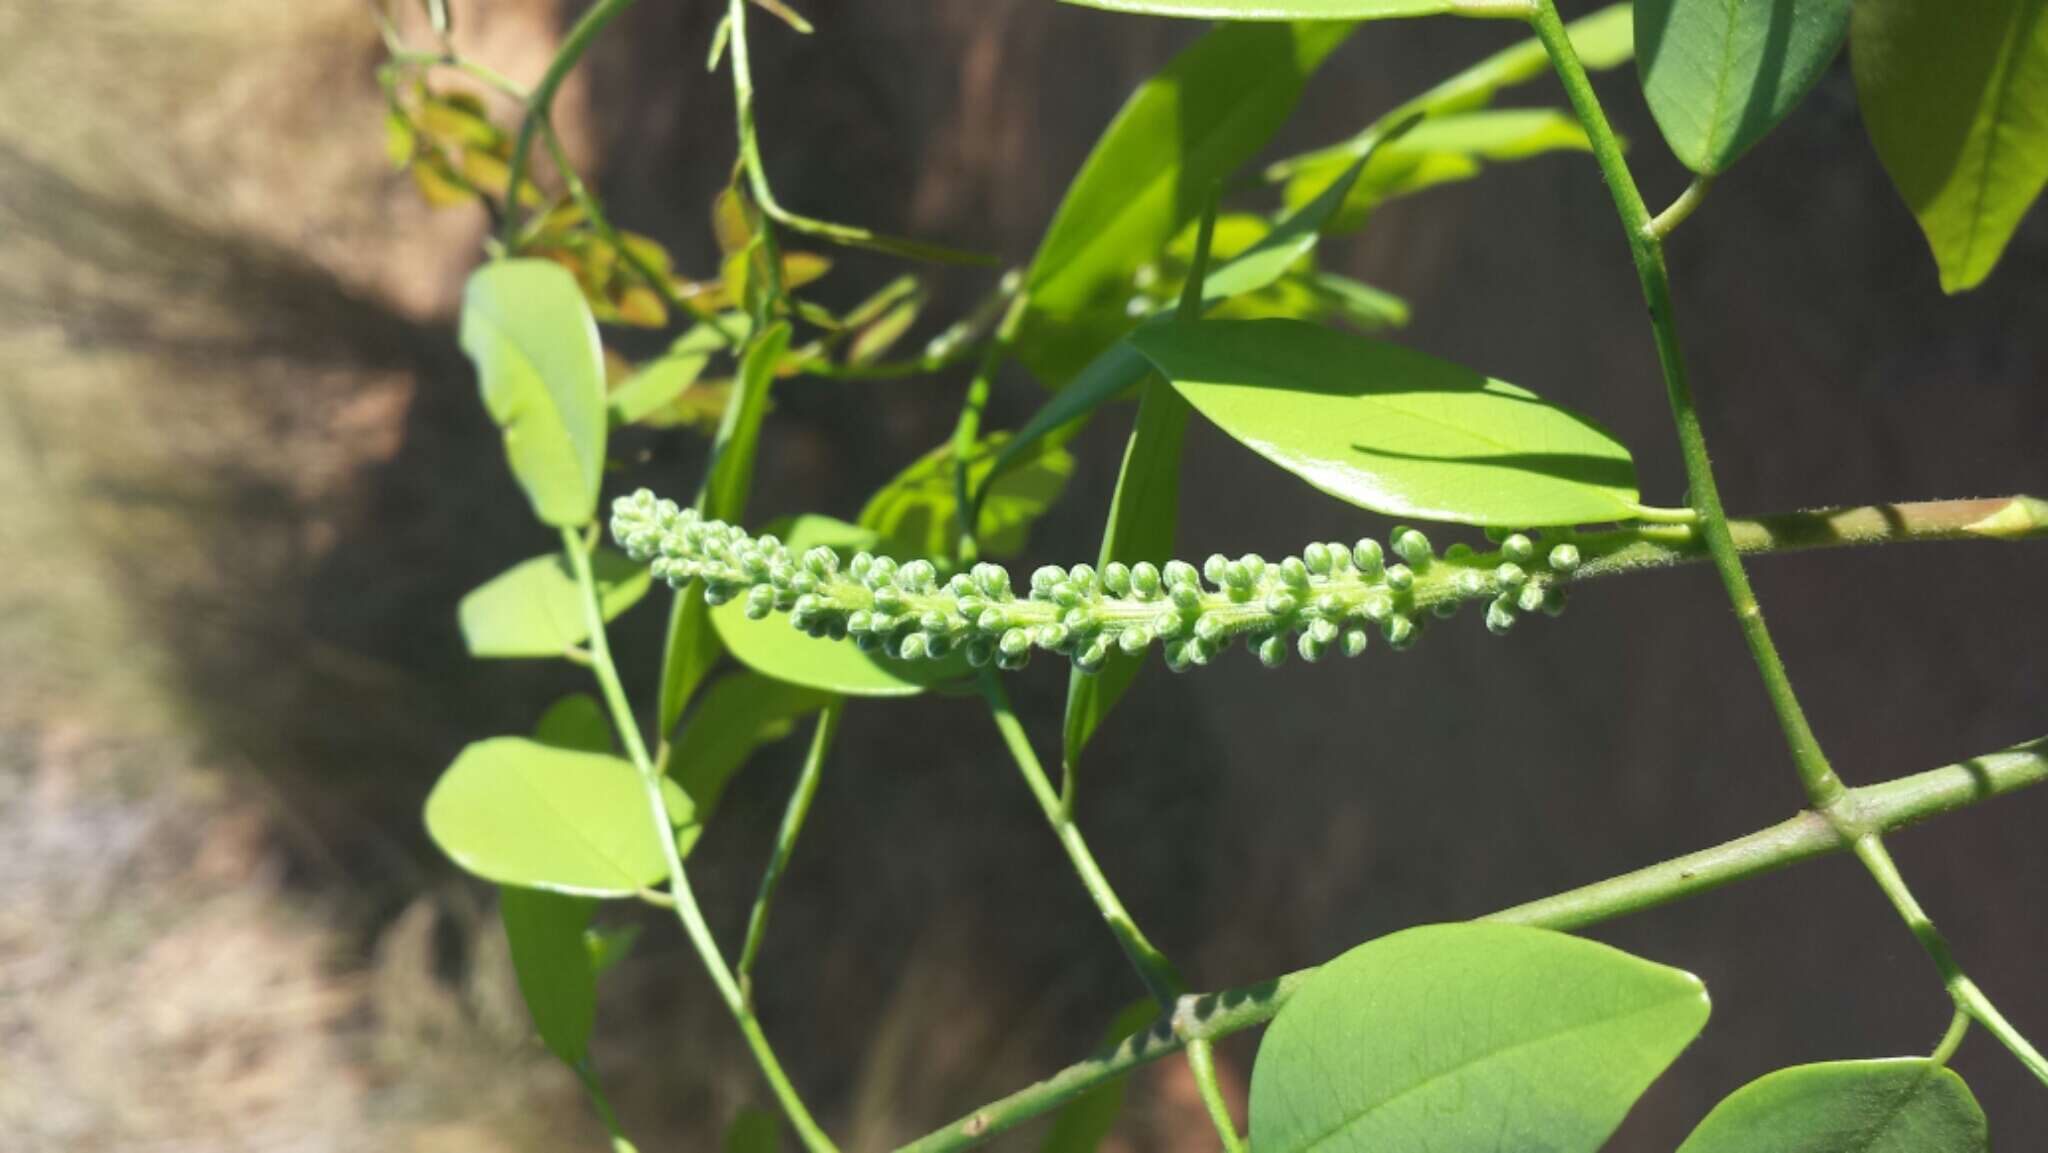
[3,1,2045,1150]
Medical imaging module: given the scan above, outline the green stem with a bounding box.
[979,671,1185,1006]
[892,735,2048,1152]
[1529,0,1844,810]
[561,528,839,1153]
[948,294,1031,565]
[1531,0,2047,1088]
[1645,174,1712,241]
[738,698,844,1001]
[501,0,641,249]
[1931,1008,1971,1067]
[1185,1038,1246,1153]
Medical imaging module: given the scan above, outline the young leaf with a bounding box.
[1852,0,2048,293]
[498,885,599,1067]
[534,693,614,753]
[457,549,651,659]
[459,260,609,527]
[668,671,831,857]
[860,433,1075,562]
[656,323,793,739]
[1281,109,1595,232]
[1676,1059,1988,1153]
[1249,924,1709,1153]
[1129,318,1640,527]
[425,738,668,897]
[1040,1000,1163,1153]
[1026,21,1353,318]
[1061,0,1443,17]
[710,598,971,697]
[1637,0,1853,175]
[609,319,747,426]
[1062,378,1189,773]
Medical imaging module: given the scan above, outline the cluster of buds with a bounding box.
[611,489,1578,676]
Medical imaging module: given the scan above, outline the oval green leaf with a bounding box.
[1852,0,2048,293]
[459,260,608,527]
[424,737,667,897]
[711,598,970,697]
[1677,1059,1988,1153]
[1129,318,1639,527]
[1638,0,1852,175]
[1249,923,1709,1153]
[1027,21,1352,318]
[458,548,650,659]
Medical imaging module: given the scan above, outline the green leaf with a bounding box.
[584,923,641,977]
[609,320,744,426]
[1305,272,1410,330]
[1249,923,1709,1153]
[459,260,609,527]
[1061,0,1443,18]
[1400,2,1634,119]
[425,737,667,897]
[1026,22,1352,318]
[1852,0,2048,292]
[1282,109,1595,232]
[535,693,614,754]
[1129,318,1640,527]
[723,1107,784,1153]
[860,433,1075,562]
[1676,1059,1988,1153]
[1638,0,1852,175]
[710,597,971,697]
[656,322,794,739]
[458,549,650,659]
[1062,378,1189,773]
[1040,1000,1162,1153]
[668,671,831,857]
[498,885,598,1066]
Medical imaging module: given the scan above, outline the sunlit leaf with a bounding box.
[1250,924,1709,1153]
[425,737,666,897]
[1852,0,2048,292]
[1130,318,1640,526]
[457,549,650,658]
[459,261,609,527]
[711,598,971,697]
[1638,0,1852,175]
[1676,1059,1988,1153]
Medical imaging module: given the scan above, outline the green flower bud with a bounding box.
[873,586,907,614]
[1279,556,1311,588]
[1119,626,1152,656]
[850,553,875,581]
[925,633,955,659]
[745,585,776,620]
[1393,528,1433,566]
[1547,543,1581,573]
[1298,631,1328,663]
[1163,638,1192,672]
[1130,562,1162,598]
[918,610,949,634]
[1313,593,1344,619]
[1062,607,1092,630]
[868,556,899,587]
[1502,534,1535,564]
[1102,562,1132,597]
[1383,613,1416,649]
[966,638,995,668]
[1444,542,1474,562]
[1324,542,1353,572]
[1052,582,1085,608]
[995,646,1030,672]
[1163,560,1199,590]
[1194,614,1227,644]
[974,563,1011,599]
[1385,564,1415,592]
[947,573,975,598]
[1238,554,1267,584]
[1223,560,1252,591]
[1037,623,1071,651]
[1485,596,1517,635]
[899,559,937,592]
[977,607,1008,632]
[1257,633,1288,667]
[1075,634,1111,674]
[1068,563,1098,592]
[999,628,1032,657]
[1455,569,1486,597]
[1517,582,1548,614]
[1495,562,1528,588]
[1264,589,1299,616]
[1170,583,1203,611]
[1203,554,1229,587]
[846,610,874,634]
[1308,618,1339,645]
[802,546,838,577]
[899,632,931,661]
[1031,565,1063,596]
[1341,625,1370,658]
[1361,593,1394,622]
[1302,542,1333,575]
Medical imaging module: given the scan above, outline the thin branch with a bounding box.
[738,699,844,1001]
[893,735,2048,1152]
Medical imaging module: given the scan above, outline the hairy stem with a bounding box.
[738,699,844,1001]
[562,528,839,1153]
[894,736,2048,1152]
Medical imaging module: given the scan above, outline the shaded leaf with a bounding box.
[861,433,1075,561]
[1129,318,1640,527]
[1638,0,1852,175]
[1852,0,2048,292]
[1677,1059,1987,1153]
[458,549,650,659]
[534,693,614,754]
[1249,924,1709,1153]
[669,671,832,857]
[425,738,666,897]
[460,261,609,527]
[499,886,598,1066]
